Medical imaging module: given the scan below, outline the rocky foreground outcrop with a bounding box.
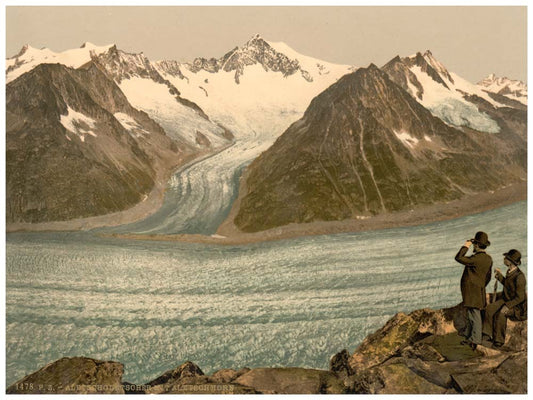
[7,304,526,394]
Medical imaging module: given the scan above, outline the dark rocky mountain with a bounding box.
[232,64,526,233]
[184,34,313,84]
[6,61,191,224]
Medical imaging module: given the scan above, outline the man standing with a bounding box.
[482,249,527,348]
[454,231,493,350]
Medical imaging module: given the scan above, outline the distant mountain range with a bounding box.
[5,35,527,228]
[477,73,527,105]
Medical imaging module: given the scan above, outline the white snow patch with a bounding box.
[60,106,97,142]
[394,130,419,148]
[114,112,149,137]
[424,135,433,142]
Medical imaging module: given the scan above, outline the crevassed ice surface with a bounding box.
[6,201,527,386]
[103,94,304,235]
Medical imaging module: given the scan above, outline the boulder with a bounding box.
[6,357,124,394]
[233,367,346,394]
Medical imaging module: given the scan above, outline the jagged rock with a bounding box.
[451,373,509,394]
[341,303,527,394]
[6,357,124,394]
[347,366,385,394]
[505,319,528,352]
[348,311,421,371]
[233,367,346,394]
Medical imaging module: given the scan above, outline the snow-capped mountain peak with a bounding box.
[477,73,527,105]
[180,34,354,85]
[421,49,454,84]
[382,50,510,133]
[184,34,308,83]
[6,42,114,83]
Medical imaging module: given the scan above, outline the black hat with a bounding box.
[503,249,522,266]
[471,231,490,247]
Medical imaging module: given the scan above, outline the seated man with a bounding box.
[482,249,527,348]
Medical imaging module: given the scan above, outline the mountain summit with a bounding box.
[186,34,313,83]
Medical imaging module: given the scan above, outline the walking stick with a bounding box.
[492,278,498,303]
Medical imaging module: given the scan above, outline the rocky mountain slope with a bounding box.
[231,64,526,233]
[7,303,526,394]
[6,61,189,223]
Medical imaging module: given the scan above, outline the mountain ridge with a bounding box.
[230,63,526,232]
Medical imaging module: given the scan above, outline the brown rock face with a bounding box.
[332,303,527,394]
[6,62,189,224]
[233,64,526,233]
[6,357,124,394]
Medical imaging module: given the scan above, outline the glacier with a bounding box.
[6,202,527,386]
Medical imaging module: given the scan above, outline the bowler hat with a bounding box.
[471,231,490,247]
[503,249,521,266]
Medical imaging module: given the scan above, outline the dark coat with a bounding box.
[496,267,527,321]
[455,246,493,309]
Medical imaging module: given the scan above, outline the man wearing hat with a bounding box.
[482,249,527,347]
[454,231,493,350]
